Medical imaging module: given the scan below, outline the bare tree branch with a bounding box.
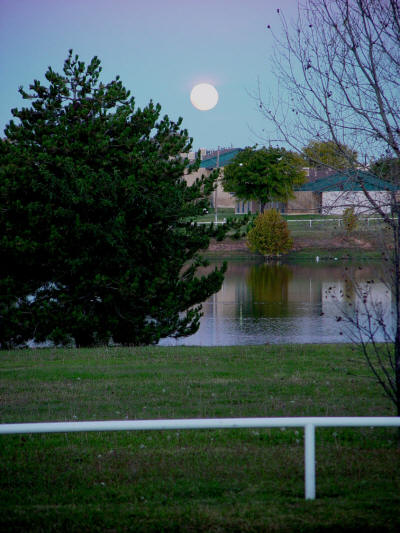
[261,0,400,416]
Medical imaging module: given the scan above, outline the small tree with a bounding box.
[222,146,306,212]
[247,209,293,257]
[342,207,358,234]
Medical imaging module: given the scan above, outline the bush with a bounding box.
[247,209,293,257]
[343,207,358,233]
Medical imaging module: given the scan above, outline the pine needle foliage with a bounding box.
[0,51,228,348]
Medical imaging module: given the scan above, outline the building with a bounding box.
[294,170,397,215]
[185,149,397,215]
[185,148,241,210]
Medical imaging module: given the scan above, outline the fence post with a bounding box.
[309,219,312,229]
[304,423,316,500]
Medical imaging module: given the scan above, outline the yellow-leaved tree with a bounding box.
[247,209,293,258]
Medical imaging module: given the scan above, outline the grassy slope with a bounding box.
[196,210,386,258]
[1,344,399,532]
[204,226,385,261]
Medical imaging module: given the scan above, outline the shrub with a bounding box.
[343,207,358,233]
[247,209,293,257]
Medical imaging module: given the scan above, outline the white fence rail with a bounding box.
[195,217,391,228]
[287,217,392,228]
[1,416,399,500]
[194,219,226,225]
[287,218,341,228]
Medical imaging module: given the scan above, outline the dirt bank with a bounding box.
[207,233,377,254]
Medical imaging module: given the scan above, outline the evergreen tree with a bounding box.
[0,51,226,348]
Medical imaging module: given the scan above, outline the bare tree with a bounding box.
[260,0,400,416]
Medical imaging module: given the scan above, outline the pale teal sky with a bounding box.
[0,0,299,150]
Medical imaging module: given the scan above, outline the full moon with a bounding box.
[190,83,219,111]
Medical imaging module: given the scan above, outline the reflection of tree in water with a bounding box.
[247,263,293,317]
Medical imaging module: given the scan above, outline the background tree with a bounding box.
[371,157,400,184]
[247,209,293,258]
[303,140,358,169]
[0,51,228,348]
[221,146,306,212]
[342,207,358,234]
[259,0,400,417]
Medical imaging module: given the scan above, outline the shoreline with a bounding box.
[203,233,383,261]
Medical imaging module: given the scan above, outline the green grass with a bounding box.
[196,211,388,242]
[1,344,399,532]
[195,207,235,223]
[284,247,384,262]
[283,214,340,219]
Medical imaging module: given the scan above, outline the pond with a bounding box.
[160,260,390,346]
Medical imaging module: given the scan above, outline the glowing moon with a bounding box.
[190,83,219,111]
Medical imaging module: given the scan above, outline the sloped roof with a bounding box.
[297,170,397,192]
[200,148,242,168]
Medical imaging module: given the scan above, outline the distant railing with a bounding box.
[194,219,226,225]
[1,416,399,500]
[287,217,393,228]
[194,217,392,228]
[287,218,339,228]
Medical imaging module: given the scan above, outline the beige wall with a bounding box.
[185,169,330,213]
[286,192,321,214]
[184,168,212,186]
[185,167,236,209]
[213,180,236,208]
[235,192,323,215]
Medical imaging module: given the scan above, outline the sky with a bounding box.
[0,0,299,151]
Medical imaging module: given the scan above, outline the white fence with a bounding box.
[287,218,340,228]
[287,217,392,228]
[195,217,391,228]
[1,416,399,500]
[194,219,226,225]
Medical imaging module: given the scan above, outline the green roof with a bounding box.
[297,170,397,192]
[200,148,242,168]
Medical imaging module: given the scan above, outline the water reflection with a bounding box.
[160,260,388,346]
[247,264,293,317]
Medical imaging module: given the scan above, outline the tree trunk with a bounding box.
[393,209,400,445]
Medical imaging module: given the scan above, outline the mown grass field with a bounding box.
[196,208,389,230]
[1,344,399,531]
[196,209,389,256]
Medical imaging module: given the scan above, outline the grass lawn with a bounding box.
[195,210,389,249]
[194,207,235,223]
[1,344,399,532]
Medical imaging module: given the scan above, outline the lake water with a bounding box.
[160,260,390,346]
